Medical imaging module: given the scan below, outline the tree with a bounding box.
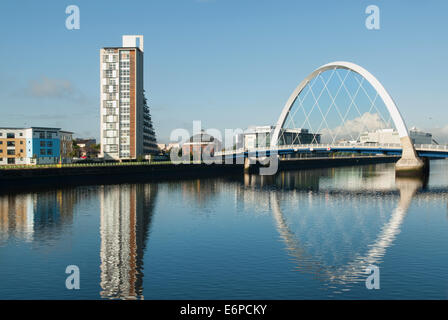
[70,141,80,157]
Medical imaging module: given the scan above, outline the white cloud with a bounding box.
[320,112,388,143]
[25,76,84,102]
[428,125,448,144]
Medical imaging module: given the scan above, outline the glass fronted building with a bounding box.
[236,126,321,150]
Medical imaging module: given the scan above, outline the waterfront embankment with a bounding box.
[0,155,399,191]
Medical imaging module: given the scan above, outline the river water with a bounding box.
[1,160,448,299]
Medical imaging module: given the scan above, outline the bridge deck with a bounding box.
[216,143,448,159]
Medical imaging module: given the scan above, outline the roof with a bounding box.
[0,127,61,131]
[188,133,215,143]
[75,138,96,144]
[101,47,143,53]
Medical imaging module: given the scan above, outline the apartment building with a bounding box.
[60,130,74,163]
[0,127,73,165]
[100,35,157,161]
[0,128,27,165]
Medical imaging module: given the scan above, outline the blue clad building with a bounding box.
[26,127,61,164]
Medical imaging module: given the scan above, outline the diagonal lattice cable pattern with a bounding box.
[278,67,394,146]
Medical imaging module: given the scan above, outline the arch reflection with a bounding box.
[242,167,446,285]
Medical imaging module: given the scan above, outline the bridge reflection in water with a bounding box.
[241,165,448,288]
[269,175,422,285]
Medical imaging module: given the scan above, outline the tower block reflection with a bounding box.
[99,184,157,299]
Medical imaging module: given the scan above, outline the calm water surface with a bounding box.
[1,160,448,299]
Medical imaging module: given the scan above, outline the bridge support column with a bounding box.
[244,157,251,172]
[395,136,425,176]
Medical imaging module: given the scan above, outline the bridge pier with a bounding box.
[244,157,251,172]
[395,136,425,176]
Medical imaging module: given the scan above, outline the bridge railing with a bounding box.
[415,144,448,151]
[215,143,448,156]
[216,143,403,156]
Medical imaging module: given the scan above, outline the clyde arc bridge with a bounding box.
[215,61,448,173]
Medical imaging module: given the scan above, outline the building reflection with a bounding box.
[243,169,322,191]
[242,164,398,192]
[0,194,34,242]
[180,179,220,207]
[0,189,78,243]
[99,184,158,300]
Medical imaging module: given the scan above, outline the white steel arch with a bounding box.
[271,61,409,146]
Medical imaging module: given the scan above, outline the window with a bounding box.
[39,132,45,139]
[106,115,116,123]
[106,101,115,108]
[7,150,15,155]
[119,69,129,76]
[7,133,14,139]
[20,141,23,144]
[0,141,2,145]
[7,158,14,164]
[104,85,117,92]
[47,141,53,147]
[40,141,46,147]
[7,141,15,147]
[40,149,46,155]
[105,145,118,152]
[20,149,23,153]
[106,130,117,138]
[47,149,53,155]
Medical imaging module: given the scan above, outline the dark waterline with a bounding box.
[1,160,448,299]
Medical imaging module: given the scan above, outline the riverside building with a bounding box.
[359,128,433,145]
[0,127,73,165]
[100,35,158,161]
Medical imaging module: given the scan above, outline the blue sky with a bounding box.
[0,0,447,143]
